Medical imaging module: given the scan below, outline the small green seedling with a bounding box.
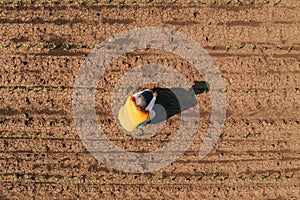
[17,87,22,93]
[52,176,58,182]
[5,132,11,137]
[273,0,281,6]
[260,175,270,181]
[39,44,45,50]
[268,89,274,93]
[262,0,269,4]
[171,44,178,51]
[143,44,150,50]
[162,134,169,139]
[23,44,30,49]
[196,1,206,5]
[117,0,123,8]
[236,44,244,49]
[225,46,230,52]
[243,132,250,139]
[274,175,280,181]
[118,175,126,181]
[50,43,58,50]
[285,175,293,180]
[75,177,81,183]
[77,0,85,4]
[195,176,202,182]
[282,90,287,96]
[210,174,217,180]
[236,175,244,182]
[15,0,22,7]
[158,176,166,181]
[236,0,242,6]
[31,132,36,139]
[220,176,227,182]
[248,174,255,181]
[254,133,261,137]
[287,46,293,53]
[103,177,111,182]
[145,177,150,183]
[168,177,176,182]
[63,43,70,50]
[248,0,254,5]
[57,86,62,92]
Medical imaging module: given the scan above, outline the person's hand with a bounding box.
[153,92,158,97]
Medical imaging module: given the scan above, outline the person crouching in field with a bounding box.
[118,89,158,132]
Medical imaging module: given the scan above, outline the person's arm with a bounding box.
[145,92,158,111]
[132,91,144,100]
[132,89,151,100]
[145,97,156,111]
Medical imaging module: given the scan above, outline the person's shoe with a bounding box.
[137,124,143,129]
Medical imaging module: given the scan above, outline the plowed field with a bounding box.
[0,0,299,199]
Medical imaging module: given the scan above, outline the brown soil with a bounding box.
[0,0,299,199]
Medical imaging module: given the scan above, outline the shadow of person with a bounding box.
[151,81,209,124]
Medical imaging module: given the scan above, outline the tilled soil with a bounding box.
[0,0,299,199]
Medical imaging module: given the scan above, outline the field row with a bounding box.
[0,171,296,184]
[0,41,298,53]
[0,69,299,88]
[0,86,299,93]
[1,4,300,48]
[1,181,299,200]
[0,0,287,8]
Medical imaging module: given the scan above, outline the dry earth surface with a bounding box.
[0,0,299,199]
